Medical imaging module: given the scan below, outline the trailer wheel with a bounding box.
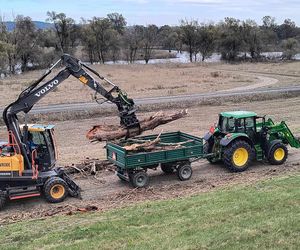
[130,171,149,188]
[268,143,288,165]
[44,177,68,203]
[0,192,6,210]
[223,140,253,172]
[177,163,192,181]
[161,164,175,174]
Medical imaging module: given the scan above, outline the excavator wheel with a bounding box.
[43,177,68,203]
[0,192,6,210]
[268,143,288,165]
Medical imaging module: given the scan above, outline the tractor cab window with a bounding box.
[245,117,255,129]
[220,117,235,133]
[236,117,256,134]
[236,119,245,132]
[245,117,256,139]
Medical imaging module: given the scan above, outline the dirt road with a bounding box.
[1,85,298,115]
[0,153,299,224]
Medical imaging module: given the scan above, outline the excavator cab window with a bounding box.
[29,129,56,171]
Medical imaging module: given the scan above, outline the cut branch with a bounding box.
[123,132,162,151]
[86,109,188,142]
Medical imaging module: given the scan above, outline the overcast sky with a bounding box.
[1,0,300,26]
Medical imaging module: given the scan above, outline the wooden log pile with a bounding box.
[122,133,194,152]
[64,158,115,175]
[86,109,188,142]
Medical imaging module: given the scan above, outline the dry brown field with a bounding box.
[1,61,300,107]
[0,61,299,222]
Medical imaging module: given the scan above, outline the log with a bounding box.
[123,132,161,151]
[65,159,115,174]
[86,109,188,142]
[123,136,194,152]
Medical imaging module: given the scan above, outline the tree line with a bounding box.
[0,12,300,75]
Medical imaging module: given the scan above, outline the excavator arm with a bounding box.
[3,54,140,169]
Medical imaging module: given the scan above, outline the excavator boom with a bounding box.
[0,54,140,209]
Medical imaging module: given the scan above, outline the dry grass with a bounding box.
[211,61,300,87]
[0,96,296,166]
[2,61,300,108]
[0,63,256,107]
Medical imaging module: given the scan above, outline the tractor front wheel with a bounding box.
[44,177,68,203]
[268,143,288,165]
[223,140,253,172]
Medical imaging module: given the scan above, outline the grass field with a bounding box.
[1,174,299,250]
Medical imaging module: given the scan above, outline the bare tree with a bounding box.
[180,19,198,62]
[46,11,75,53]
[217,18,243,61]
[196,24,216,61]
[15,15,39,71]
[123,25,143,63]
[81,20,97,64]
[89,17,112,63]
[141,24,159,64]
[282,38,299,59]
[242,20,263,59]
[107,13,127,35]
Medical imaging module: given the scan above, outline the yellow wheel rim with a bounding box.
[50,184,65,199]
[274,148,285,161]
[233,148,249,167]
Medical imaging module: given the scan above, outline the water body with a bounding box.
[2,51,299,78]
[105,51,221,65]
[105,50,300,65]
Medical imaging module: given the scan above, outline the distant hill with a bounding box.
[4,21,54,31]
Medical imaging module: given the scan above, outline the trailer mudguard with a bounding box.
[203,132,212,141]
[220,133,251,147]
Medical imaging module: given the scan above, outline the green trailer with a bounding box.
[106,111,300,188]
[106,131,204,187]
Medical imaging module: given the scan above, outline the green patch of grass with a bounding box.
[1,174,299,250]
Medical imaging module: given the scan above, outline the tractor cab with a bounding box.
[218,111,258,140]
[21,124,57,171]
[204,110,300,173]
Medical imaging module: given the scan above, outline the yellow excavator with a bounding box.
[0,54,140,209]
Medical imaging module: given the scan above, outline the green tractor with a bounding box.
[204,111,300,172]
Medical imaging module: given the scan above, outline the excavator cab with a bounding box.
[0,124,79,209]
[21,124,57,172]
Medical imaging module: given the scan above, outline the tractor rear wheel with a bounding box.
[43,177,68,203]
[268,143,288,165]
[223,140,253,172]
